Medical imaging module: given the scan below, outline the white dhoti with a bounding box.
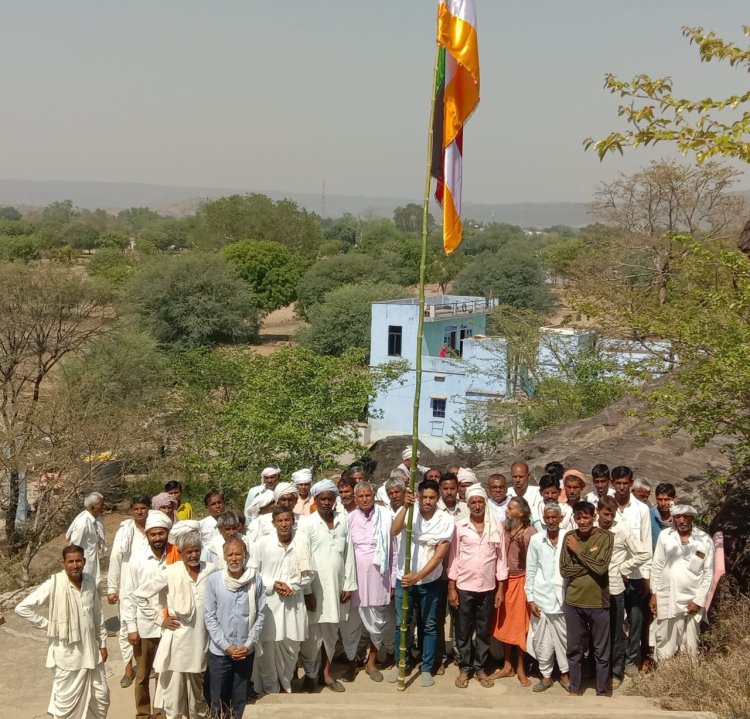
[383,600,396,654]
[300,622,340,676]
[154,670,206,719]
[655,615,700,662]
[531,612,569,677]
[117,611,134,665]
[48,665,109,719]
[254,640,301,694]
[359,606,388,651]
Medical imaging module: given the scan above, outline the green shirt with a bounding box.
[559,527,613,608]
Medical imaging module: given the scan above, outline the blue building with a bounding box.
[368,295,506,451]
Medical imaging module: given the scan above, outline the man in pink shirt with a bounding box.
[448,484,507,689]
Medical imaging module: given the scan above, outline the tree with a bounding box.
[584,25,750,166]
[427,246,467,293]
[590,160,743,305]
[125,253,260,350]
[95,227,130,250]
[446,401,506,466]
[0,264,113,547]
[88,247,137,286]
[393,203,435,233]
[0,206,21,221]
[117,207,163,235]
[453,245,553,312]
[298,282,409,359]
[323,214,359,252]
[41,200,77,225]
[543,236,585,285]
[58,222,101,251]
[221,240,309,312]
[175,348,406,495]
[0,235,41,263]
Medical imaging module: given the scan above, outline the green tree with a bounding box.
[176,348,405,492]
[453,245,553,312]
[544,236,586,284]
[221,240,309,312]
[41,200,77,225]
[117,207,163,234]
[0,235,41,263]
[59,222,100,251]
[585,25,750,165]
[95,227,130,250]
[0,206,21,221]
[298,282,409,359]
[125,253,260,350]
[393,203,435,233]
[88,247,137,286]
[446,401,506,466]
[323,214,359,252]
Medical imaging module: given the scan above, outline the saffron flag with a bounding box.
[431,0,480,255]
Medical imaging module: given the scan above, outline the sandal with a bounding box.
[476,671,494,688]
[455,673,470,689]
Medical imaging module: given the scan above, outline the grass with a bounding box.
[630,590,750,719]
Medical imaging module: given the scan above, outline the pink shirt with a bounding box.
[448,517,508,592]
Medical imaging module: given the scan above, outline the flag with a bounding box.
[431,0,480,255]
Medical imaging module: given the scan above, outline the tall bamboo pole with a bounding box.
[396,39,442,692]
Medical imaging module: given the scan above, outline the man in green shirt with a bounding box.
[560,501,614,696]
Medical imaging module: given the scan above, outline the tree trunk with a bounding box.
[4,469,19,549]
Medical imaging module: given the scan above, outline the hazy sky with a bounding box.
[2,0,748,204]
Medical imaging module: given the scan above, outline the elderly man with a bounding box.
[507,461,540,505]
[122,510,173,719]
[396,446,429,479]
[293,468,315,516]
[107,494,151,688]
[611,466,652,677]
[525,502,569,693]
[205,511,242,568]
[389,478,454,687]
[299,479,358,692]
[245,492,276,545]
[16,545,110,719]
[487,473,511,524]
[204,538,265,719]
[152,492,178,524]
[344,480,392,682]
[596,495,651,689]
[249,506,314,695]
[560,501,614,696]
[66,492,106,587]
[134,529,217,719]
[649,505,714,661]
[456,467,479,503]
[532,475,573,532]
[244,466,281,512]
[448,484,507,689]
[273,481,299,512]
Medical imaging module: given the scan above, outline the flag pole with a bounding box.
[397,36,442,693]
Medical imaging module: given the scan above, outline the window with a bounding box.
[431,398,447,418]
[430,421,444,437]
[388,325,402,356]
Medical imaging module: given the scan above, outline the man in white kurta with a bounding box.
[66,493,106,588]
[133,530,217,719]
[107,494,151,686]
[249,507,314,694]
[299,479,357,692]
[649,505,714,662]
[16,545,110,719]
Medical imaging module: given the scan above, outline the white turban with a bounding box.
[273,482,298,501]
[145,509,173,531]
[376,485,389,506]
[292,468,313,486]
[457,467,478,485]
[671,504,697,517]
[169,519,200,544]
[247,490,275,521]
[464,485,501,543]
[311,479,338,498]
[261,466,280,479]
[401,446,413,461]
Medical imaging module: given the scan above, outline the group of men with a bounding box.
[15,453,717,718]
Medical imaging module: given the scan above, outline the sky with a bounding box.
[1,0,748,205]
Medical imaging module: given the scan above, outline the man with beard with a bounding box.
[16,545,110,719]
[107,494,151,688]
[337,475,357,514]
[299,480,357,692]
[649,505,714,661]
[204,538,266,719]
[122,510,173,719]
[560,501,614,696]
[134,529,217,719]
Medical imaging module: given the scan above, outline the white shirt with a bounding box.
[615,498,653,579]
[437,498,469,523]
[199,516,219,546]
[651,527,714,620]
[508,484,541,507]
[65,510,106,586]
[16,573,107,670]
[397,509,454,585]
[107,519,149,594]
[122,545,168,638]
[586,487,616,505]
[488,496,511,525]
[597,520,651,595]
[524,532,564,614]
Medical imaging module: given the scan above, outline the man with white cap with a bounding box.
[456,467,480,504]
[121,510,173,719]
[649,504,714,661]
[244,466,281,518]
[396,446,429,480]
[292,468,315,516]
[244,492,276,544]
[133,527,217,719]
[448,484,507,689]
[273,481,299,514]
[299,479,358,692]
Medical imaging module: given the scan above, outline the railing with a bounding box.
[424,297,499,318]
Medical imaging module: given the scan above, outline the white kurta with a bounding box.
[298,511,357,624]
[245,513,275,546]
[16,573,109,719]
[66,511,106,587]
[121,545,168,639]
[199,515,219,546]
[133,561,217,673]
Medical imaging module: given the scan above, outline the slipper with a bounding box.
[326,679,345,693]
[435,664,446,676]
[120,674,134,689]
[366,669,384,683]
[455,674,470,689]
[476,672,494,688]
[533,679,553,693]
